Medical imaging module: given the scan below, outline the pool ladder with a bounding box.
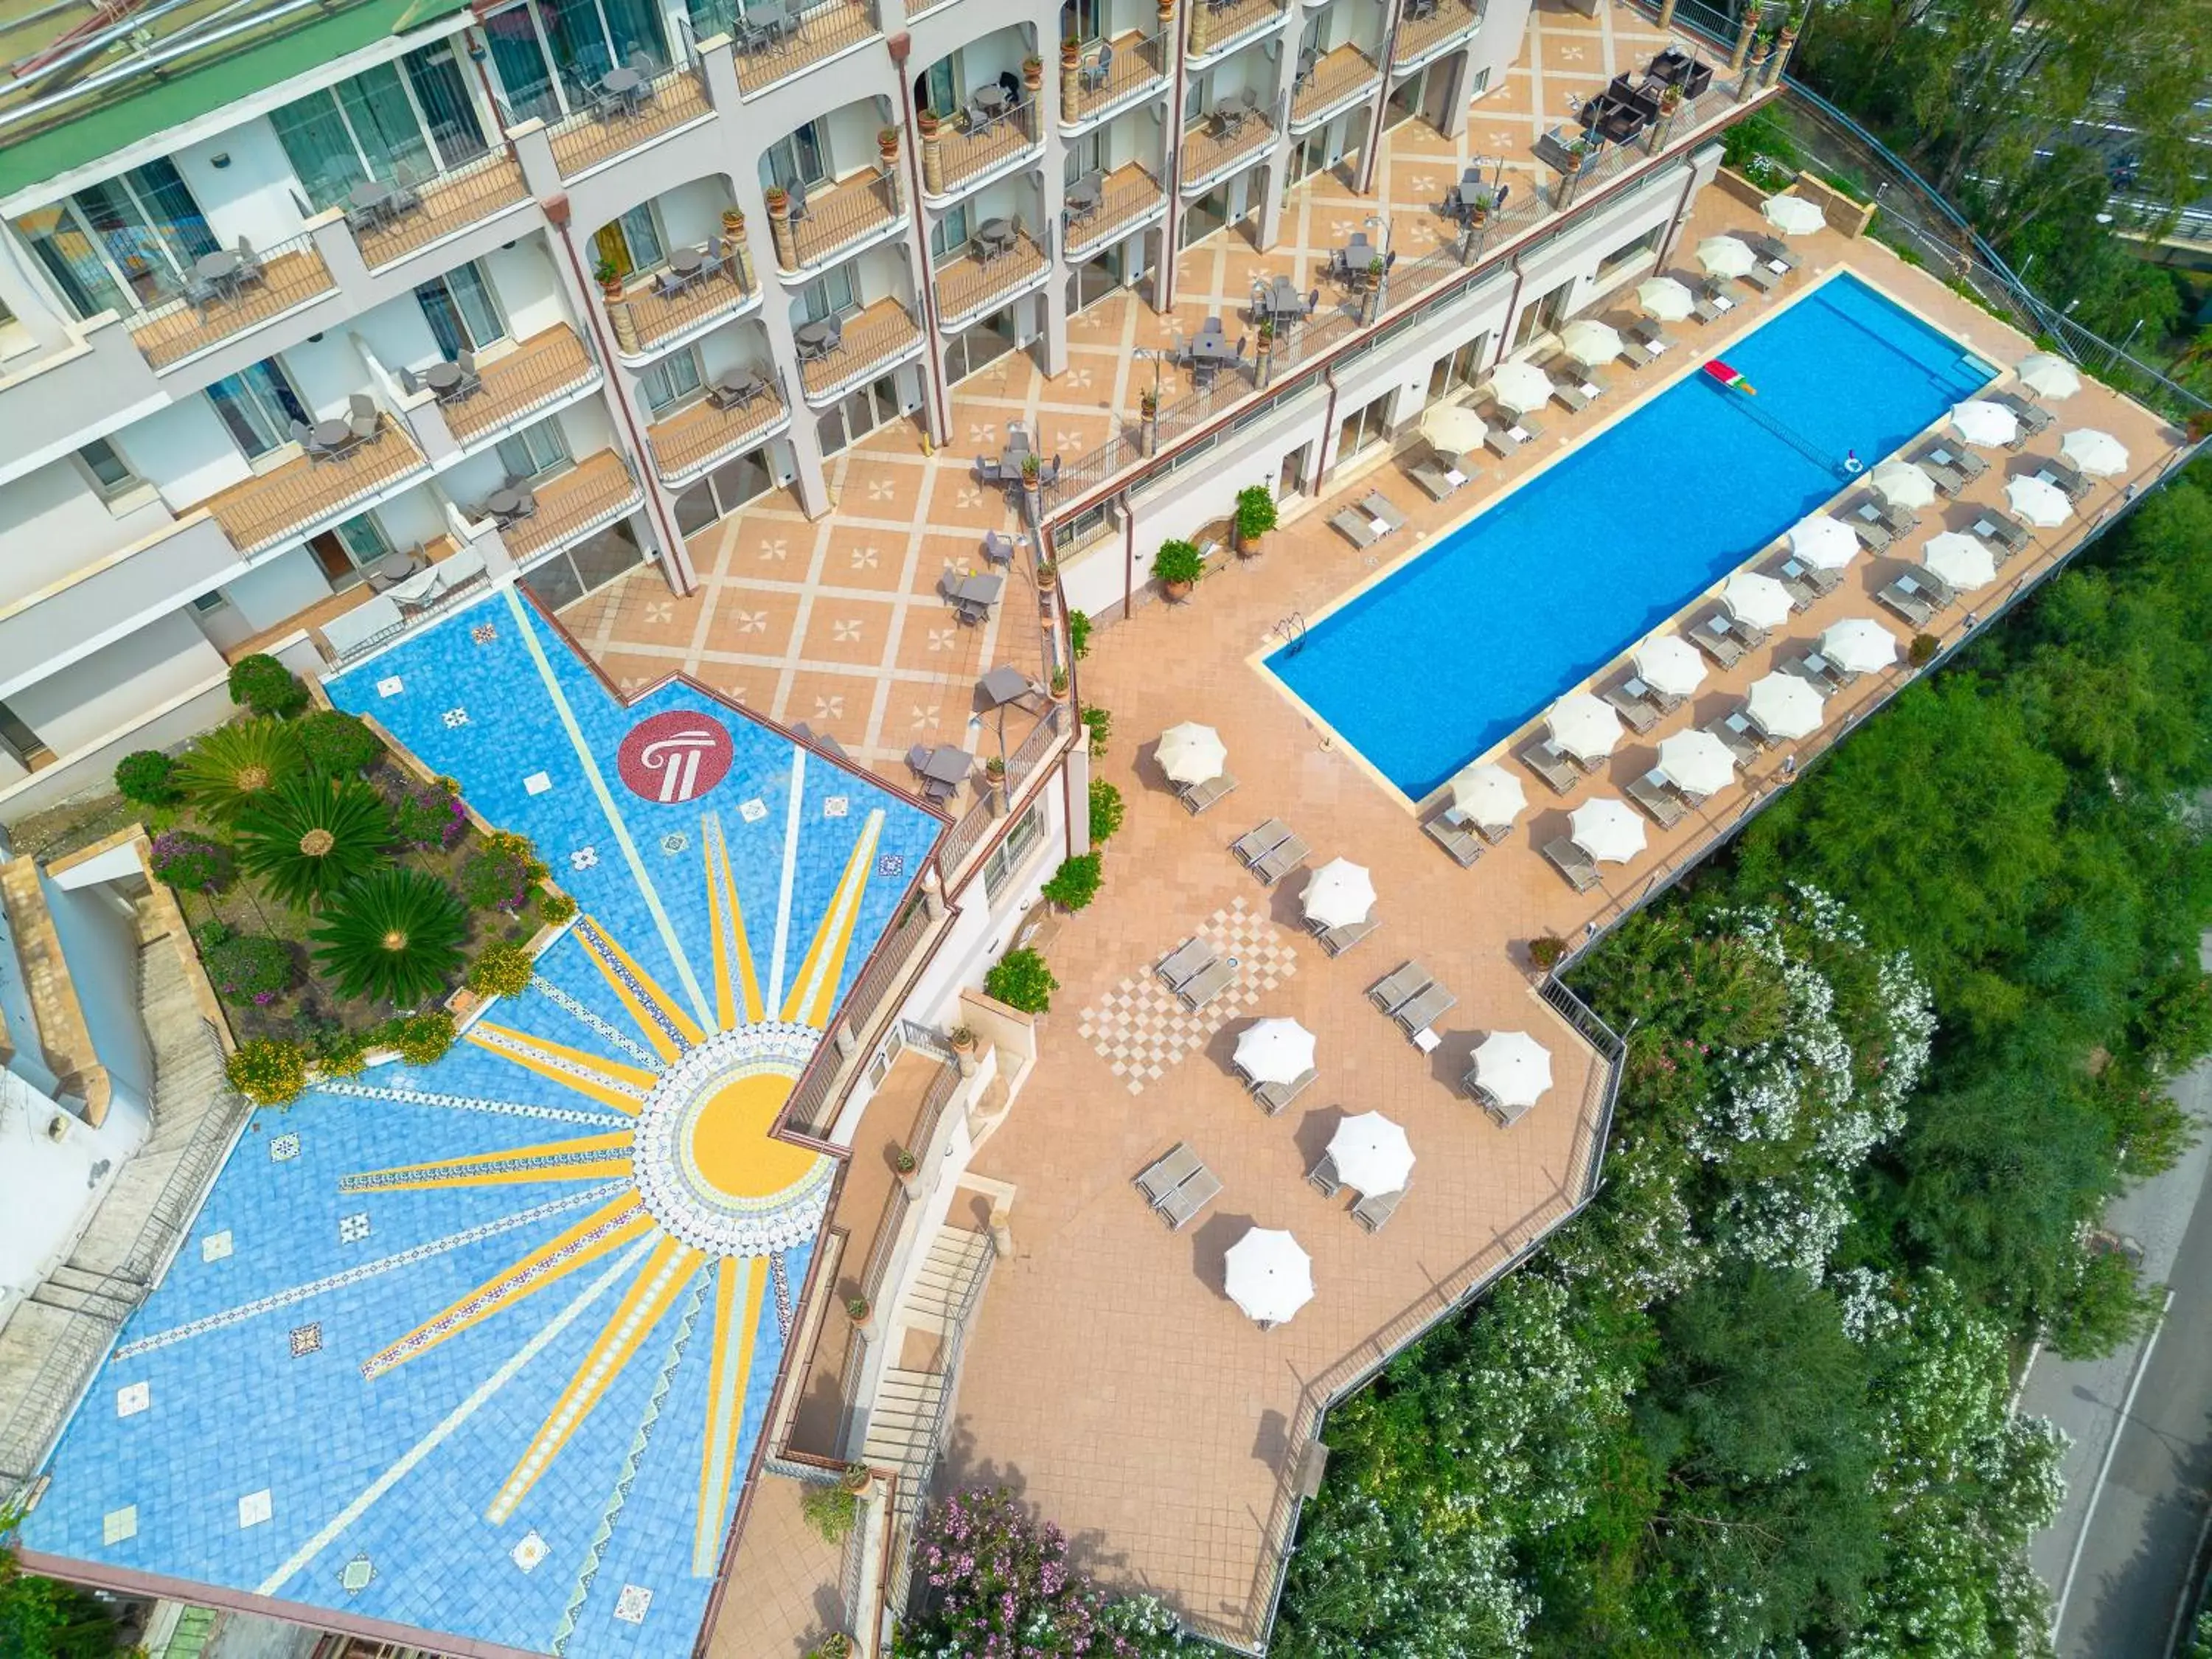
[1277,612,1307,653]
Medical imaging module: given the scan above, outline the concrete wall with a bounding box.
[38,873,153,1108]
[0,457,177,609]
[8,611,228,757]
[0,1063,143,1304]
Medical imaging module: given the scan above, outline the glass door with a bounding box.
[1335,390,1391,467]
[415,263,507,358]
[594,204,665,281]
[497,416,574,479]
[640,348,704,414]
[763,121,829,192]
[403,42,489,167]
[915,58,957,121]
[1426,332,1486,403]
[793,265,858,324]
[1060,0,1103,46]
[206,361,311,461]
[484,5,560,124]
[1278,442,1308,499]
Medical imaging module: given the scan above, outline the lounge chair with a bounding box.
[1921,458,1968,498]
[1705,709,1764,766]
[1394,981,1456,1035]
[1156,937,1214,990]
[1768,560,1818,612]
[1411,449,1474,501]
[1307,1152,1343,1197]
[1330,507,1387,548]
[1314,914,1380,955]
[1745,232,1801,271]
[1550,375,1594,414]
[1875,578,1935,627]
[1177,956,1237,1010]
[1231,819,1293,866]
[1158,1166,1222,1229]
[1253,1065,1318,1115]
[1484,410,1543,455]
[1601,678,1663,733]
[1368,961,1433,1017]
[1136,1142,1203,1206]
[1251,834,1310,886]
[1776,554,1841,598]
[1993,390,2053,436]
[1903,568,1956,609]
[1543,836,1599,891]
[1740,260,1784,293]
[1352,1185,1405,1232]
[1848,515,1893,554]
[2037,459,2093,501]
[1467,1071,1534,1127]
[1625,317,1676,358]
[1789,650,1850,693]
[1627,768,1687,827]
[1852,493,1919,536]
[1518,737,1580,796]
[1424,816,1485,866]
[1691,280,1739,322]
[1179,771,1239,814]
[1972,509,2031,557]
[1360,491,1406,535]
[1924,442,1989,480]
[1688,612,1745,668]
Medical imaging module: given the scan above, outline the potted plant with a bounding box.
[1023,53,1044,89]
[1035,557,1058,592]
[1528,933,1568,971]
[593,256,624,300]
[765,184,789,215]
[841,1461,876,1498]
[720,206,744,238]
[893,1145,919,1190]
[949,1023,978,1054]
[1234,484,1277,556]
[1366,254,1385,291]
[845,1294,872,1326]
[1140,386,1160,417]
[804,1635,853,1659]
[877,125,900,164]
[1152,538,1203,598]
[1022,452,1043,484]
[1048,667,1070,703]
[1061,35,1082,69]
[1908,632,1941,667]
[917,108,941,139]
[984,754,1007,782]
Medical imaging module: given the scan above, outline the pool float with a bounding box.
[1703,358,1756,394]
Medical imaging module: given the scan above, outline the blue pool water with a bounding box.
[1267,273,1994,799]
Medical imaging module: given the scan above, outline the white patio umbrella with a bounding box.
[1657,728,1737,798]
[1868,459,1937,509]
[1548,690,1624,763]
[1921,530,1996,591]
[2062,428,2129,477]
[1950,398,2020,449]
[1787,511,1859,571]
[1445,762,1526,830]
[1821,616,1899,675]
[1327,1111,1416,1195]
[1489,359,1554,415]
[1638,276,1696,321]
[1696,234,1756,279]
[1569,797,1646,865]
[2016,352,2081,400]
[1224,1227,1315,1326]
[1471,1030,1554,1110]
[1761,193,1826,237]
[1420,402,1489,457]
[1301,859,1375,931]
[1722,571,1794,631]
[1234,1018,1315,1086]
[2007,473,2071,527]
[1561,319,1626,368]
[1635,635,1708,700]
[1747,670,1826,740]
[1156,721,1226,785]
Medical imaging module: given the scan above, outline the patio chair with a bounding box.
[1424,815,1485,866]
[1626,317,1676,356]
[1789,650,1851,693]
[1688,611,1745,667]
[1157,1165,1222,1229]
[1550,371,1598,413]
[1352,1185,1405,1233]
[1467,1071,1533,1126]
[1543,836,1600,892]
[1767,560,1817,612]
[1177,956,1237,1011]
[1394,981,1456,1036]
[1179,771,1239,814]
[1307,1152,1343,1198]
[1921,457,1968,497]
[290,418,317,453]
[1315,914,1380,956]
[1627,768,1687,828]
[2037,459,2094,501]
[1972,509,2032,557]
[1252,1066,1318,1116]
[1156,936,1216,991]
[1992,390,2053,436]
[1704,709,1764,766]
[1740,260,1784,293]
[1851,493,1917,535]
[1875,578,1936,628]
[347,393,378,442]
[453,346,481,397]
[1330,506,1386,548]
[1368,961,1433,1017]
[1517,737,1580,796]
[904,742,933,776]
[1079,38,1113,91]
[1600,677,1663,734]
[1137,1142,1204,1207]
[1231,818,1293,866]
[1778,554,1841,597]
[981,529,1015,566]
[1745,232,1801,271]
[234,237,265,288]
[1925,442,1989,480]
[1251,834,1311,887]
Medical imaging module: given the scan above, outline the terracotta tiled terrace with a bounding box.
[779,170,905,271]
[1392,0,1484,66]
[936,233,1050,328]
[500,448,644,561]
[707,1468,859,1659]
[933,104,1044,195]
[732,0,880,95]
[1180,108,1278,192]
[128,237,334,369]
[443,324,599,446]
[647,379,790,481]
[1066,165,1167,261]
[1290,44,1382,128]
[618,259,757,354]
[192,416,426,555]
[550,62,714,178]
[797,298,924,402]
[1189,0,1288,58]
[353,151,530,270]
[1063,29,1169,122]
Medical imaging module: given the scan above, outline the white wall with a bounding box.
[695,321,776,385]
[215,542,336,635]
[131,394,253,512]
[39,874,153,1108]
[0,459,176,608]
[0,1063,144,1305]
[8,611,227,756]
[821,98,894,184]
[485,240,572,344]
[170,116,313,254]
[1468,0,1535,102]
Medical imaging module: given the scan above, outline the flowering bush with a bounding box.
[203,931,294,1006]
[386,1010,456,1066]
[392,781,467,851]
[462,841,539,911]
[150,829,233,893]
[226,1037,310,1105]
[540,890,578,925]
[467,942,536,999]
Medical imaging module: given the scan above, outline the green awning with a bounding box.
[0,0,473,201]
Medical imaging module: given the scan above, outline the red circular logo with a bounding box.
[617,711,734,804]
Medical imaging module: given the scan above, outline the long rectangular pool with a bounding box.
[1265,271,1994,801]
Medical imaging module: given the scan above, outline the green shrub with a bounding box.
[540,890,579,925]
[204,932,294,1006]
[984,947,1057,1012]
[2047,1241,2164,1360]
[227,653,308,718]
[386,1009,457,1066]
[1152,540,1203,589]
[1069,608,1091,660]
[297,709,383,776]
[1082,706,1111,757]
[114,749,181,807]
[1041,852,1103,911]
[467,942,536,998]
[462,842,539,911]
[1234,484,1278,545]
[316,1030,375,1077]
[227,1037,310,1105]
[392,779,467,850]
[177,719,305,822]
[800,1483,859,1545]
[237,776,394,908]
[1528,933,1567,970]
[312,869,468,1006]
[1089,776,1124,844]
[149,829,233,893]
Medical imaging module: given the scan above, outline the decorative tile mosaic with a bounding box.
[526,771,553,796]
[114,1382,149,1419]
[1077,899,1299,1096]
[338,1213,371,1244]
[102,1507,136,1545]
[289,1324,322,1357]
[200,1231,232,1263]
[268,1133,299,1162]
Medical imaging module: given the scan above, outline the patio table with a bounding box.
[948,572,1004,609]
[711,369,762,408]
[310,417,353,451]
[668,246,705,276]
[1262,276,1304,323]
[970,83,1011,131]
[794,319,838,357]
[976,218,1016,260]
[485,486,526,519]
[1066,175,1102,220]
[348,180,397,220]
[920,746,974,785]
[978,665,1032,708]
[602,65,646,108]
[194,249,243,297]
[372,550,418,584]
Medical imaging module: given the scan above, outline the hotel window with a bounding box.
[205,360,311,462]
[793,265,858,325]
[414,262,508,358]
[270,49,487,211]
[639,348,705,414]
[1595,225,1663,285]
[12,159,218,321]
[1060,0,1104,46]
[591,204,665,282]
[1513,278,1574,348]
[930,204,973,265]
[497,416,574,480]
[1335,390,1393,467]
[981,802,1046,901]
[481,0,672,126]
[76,438,145,504]
[762,122,830,194]
[1426,332,1489,403]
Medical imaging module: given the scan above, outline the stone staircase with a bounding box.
[860,1225,995,1545]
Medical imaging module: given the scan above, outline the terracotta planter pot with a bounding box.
[1060,41,1081,68]
[599,276,625,301]
[1164,580,1193,601]
[721,208,744,237]
[1023,58,1043,89]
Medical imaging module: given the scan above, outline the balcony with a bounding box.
[732,0,880,95]
[129,232,335,372]
[353,151,532,271]
[934,232,1049,330]
[0,512,237,688]
[1392,0,1483,69]
[502,450,644,562]
[645,375,790,483]
[217,533,473,664]
[1291,44,1381,131]
[1063,31,1169,128]
[549,59,716,179]
[1181,105,1277,194]
[192,417,428,557]
[1065,165,1167,260]
[931,102,1042,198]
[443,325,601,449]
[1187,0,1287,64]
[798,297,921,403]
[611,260,757,358]
[776,170,905,274]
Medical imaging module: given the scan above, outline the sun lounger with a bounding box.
[1252,1065,1319,1115]
[1688,612,1745,668]
[1543,836,1600,891]
[1360,492,1407,534]
[1177,956,1237,1011]
[1250,833,1311,886]
[1704,709,1764,766]
[1692,282,1738,322]
[1768,561,1817,612]
[1157,936,1215,990]
[1902,568,1955,609]
[1972,509,2031,558]
[1626,317,1676,355]
[2037,460,2093,501]
[1745,232,1801,271]
[1627,768,1687,827]
[1921,458,1968,498]
[1157,1165,1222,1229]
[1393,981,1456,1035]
[1424,816,1485,866]
[1924,442,1989,481]
[1601,678,1663,734]
[1314,914,1380,955]
[1621,335,1659,369]
[1352,1185,1405,1231]
[1179,771,1239,814]
[1849,515,1893,553]
[1410,452,1474,501]
[1518,737,1581,796]
[1853,493,1919,536]
[1467,1073,1534,1127]
[1740,260,1784,293]
[1551,377,1593,413]
[1777,554,1841,598]
[1331,507,1387,548]
[1788,650,1850,693]
[1876,578,1936,627]
[1483,411,1543,457]
[1231,818,1293,866]
[1368,961,1433,1017]
[1993,391,2053,436]
[1136,1141,1204,1206]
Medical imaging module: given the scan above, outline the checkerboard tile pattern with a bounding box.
[1077,897,1298,1093]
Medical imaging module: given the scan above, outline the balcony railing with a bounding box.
[932,100,1041,195]
[645,372,790,481]
[935,231,1049,328]
[353,150,531,269]
[504,451,645,562]
[1392,0,1483,66]
[442,325,600,447]
[1188,0,1287,60]
[1181,103,1278,192]
[799,298,922,403]
[731,0,880,94]
[549,57,715,178]
[778,170,904,271]
[613,257,756,355]
[130,231,335,370]
[1065,167,1166,260]
[195,415,427,555]
[1064,30,1168,124]
[1291,44,1381,128]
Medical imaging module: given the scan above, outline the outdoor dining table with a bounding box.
[947,572,1004,610]
[711,369,762,408]
[485,487,527,519]
[310,417,354,451]
[372,550,418,585]
[978,665,1032,709]
[1338,236,1374,277]
[920,745,974,785]
[422,361,464,395]
[1261,276,1304,323]
[669,246,705,276]
[1065,175,1102,220]
[975,218,1016,260]
[195,249,243,293]
[794,319,838,357]
[970,83,1011,130]
[348,180,397,219]
[602,65,646,106]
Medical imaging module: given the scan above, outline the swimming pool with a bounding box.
[1265,271,1994,801]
